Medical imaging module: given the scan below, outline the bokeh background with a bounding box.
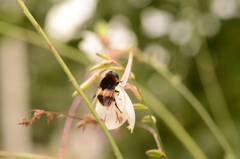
[0,0,240,158]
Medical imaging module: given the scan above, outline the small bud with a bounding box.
[75,114,97,130]
[128,72,135,80]
[133,103,148,110]
[142,115,156,124]
[146,149,165,158]
[89,60,112,72]
[94,20,108,38]
[96,53,111,60]
[72,70,106,97]
[47,113,53,123]
[19,117,30,127]
[57,114,64,118]
[75,120,86,130]
[108,66,124,71]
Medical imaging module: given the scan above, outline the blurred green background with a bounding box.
[0,0,240,158]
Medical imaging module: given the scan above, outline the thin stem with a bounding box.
[131,79,165,155]
[178,0,238,157]
[0,20,90,65]
[138,84,208,159]
[97,52,165,156]
[136,123,161,152]
[60,96,82,159]
[195,40,240,155]
[31,109,83,120]
[152,64,237,159]
[16,1,123,158]
[0,151,57,159]
[95,52,165,155]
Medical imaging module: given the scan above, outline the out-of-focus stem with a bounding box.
[138,84,207,159]
[195,40,240,156]
[0,20,90,65]
[132,79,165,156]
[60,96,82,159]
[16,1,123,158]
[0,151,57,159]
[149,63,237,159]
[136,123,161,152]
[30,109,82,120]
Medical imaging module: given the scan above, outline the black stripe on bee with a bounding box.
[98,95,114,107]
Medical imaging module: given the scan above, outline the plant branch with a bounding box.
[16,1,123,158]
[60,96,82,159]
[31,109,83,120]
[0,151,57,159]
[136,123,161,152]
[0,20,90,65]
[138,84,208,159]
[131,79,165,155]
[195,39,240,155]
[146,60,237,158]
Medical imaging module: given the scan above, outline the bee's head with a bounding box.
[106,71,119,80]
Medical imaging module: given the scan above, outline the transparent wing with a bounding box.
[95,86,135,132]
[91,87,101,105]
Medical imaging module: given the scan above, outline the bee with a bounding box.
[92,71,123,124]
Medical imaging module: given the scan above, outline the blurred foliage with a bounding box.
[1,0,240,158]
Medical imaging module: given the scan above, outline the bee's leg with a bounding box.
[103,105,113,123]
[114,99,122,113]
[114,101,123,124]
[103,115,107,123]
[91,94,96,105]
[115,90,122,101]
[116,80,123,86]
[115,110,123,124]
[91,87,101,105]
[115,90,120,96]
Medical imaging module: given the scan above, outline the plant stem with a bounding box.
[16,1,123,158]
[152,64,237,159]
[0,151,57,159]
[131,79,165,155]
[31,109,83,120]
[195,40,240,155]
[138,84,207,159]
[60,96,82,159]
[136,123,162,152]
[0,20,90,65]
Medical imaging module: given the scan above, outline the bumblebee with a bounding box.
[92,71,123,123]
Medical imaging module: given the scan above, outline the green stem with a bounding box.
[177,0,237,157]
[152,65,237,159]
[138,84,207,159]
[195,40,240,155]
[16,1,123,158]
[0,20,90,65]
[0,151,57,159]
[132,79,165,156]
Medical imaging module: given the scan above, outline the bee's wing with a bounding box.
[95,86,128,130]
[103,90,115,107]
[91,87,102,105]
